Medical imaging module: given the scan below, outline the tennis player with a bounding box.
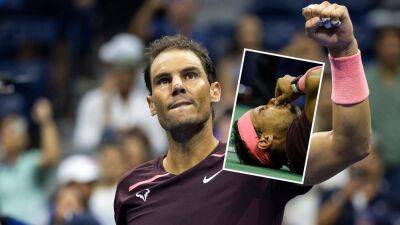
[233,65,322,175]
[114,2,371,224]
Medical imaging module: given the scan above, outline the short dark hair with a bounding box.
[232,121,286,169]
[144,35,216,94]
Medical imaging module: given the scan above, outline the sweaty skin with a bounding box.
[248,68,321,168]
[274,67,322,122]
[147,49,221,175]
[301,1,371,185]
[272,1,371,185]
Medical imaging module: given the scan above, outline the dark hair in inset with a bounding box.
[144,35,216,94]
[232,120,286,169]
[232,121,266,167]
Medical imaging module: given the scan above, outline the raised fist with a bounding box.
[302,1,358,57]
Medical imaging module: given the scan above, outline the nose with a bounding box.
[171,76,186,96]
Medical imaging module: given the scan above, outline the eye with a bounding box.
[157,77,171,85]
[183,71,198,80]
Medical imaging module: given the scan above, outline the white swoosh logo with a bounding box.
[203,169,223,184]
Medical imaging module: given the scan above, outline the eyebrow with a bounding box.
[181,66,201,74]
[153,66,201,83]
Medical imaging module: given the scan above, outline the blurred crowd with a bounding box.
[0,0,399,225]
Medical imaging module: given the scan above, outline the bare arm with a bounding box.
[274,66,322,122]
[302,2,371,185]
[304,67,322,122]
[306,99,371,185]
[32,98,61,168]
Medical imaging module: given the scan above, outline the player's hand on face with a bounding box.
[275,75,296,105]
[302,1,357,56]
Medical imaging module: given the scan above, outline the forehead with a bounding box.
[250,106,278,128]
[150,49,203,77]
[249,108,261,128]
[1,116,24,128]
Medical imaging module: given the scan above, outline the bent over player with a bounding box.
[114,2,371,224]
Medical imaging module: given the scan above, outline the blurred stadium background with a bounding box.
[0,0,399,225]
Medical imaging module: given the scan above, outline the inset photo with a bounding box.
[223,49,324,184]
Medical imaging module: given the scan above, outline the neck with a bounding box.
[276,138,287,152]
[163,118,219,175]
[268,145,287,169]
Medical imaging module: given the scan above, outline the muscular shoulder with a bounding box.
[114,157,163,223]
[116,158,161,191]
[305,67,322,92]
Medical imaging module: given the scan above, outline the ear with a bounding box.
[257,133,273,150]
[210,82,221,103]
[147,95,157,116]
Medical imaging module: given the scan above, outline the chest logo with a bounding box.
[203,169,223,184]
[136,189,150,202]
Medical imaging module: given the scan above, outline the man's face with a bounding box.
[147,49,220,131]
[99,146,125,183]
[0,116,29,155]
[235,15,263,50]
[122,136,149,168]
[168,0,197,23]
[113,68,135,97]
[377,30,400,66]
[250,98,301,139]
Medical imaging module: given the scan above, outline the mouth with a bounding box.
[168,99,194,110]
